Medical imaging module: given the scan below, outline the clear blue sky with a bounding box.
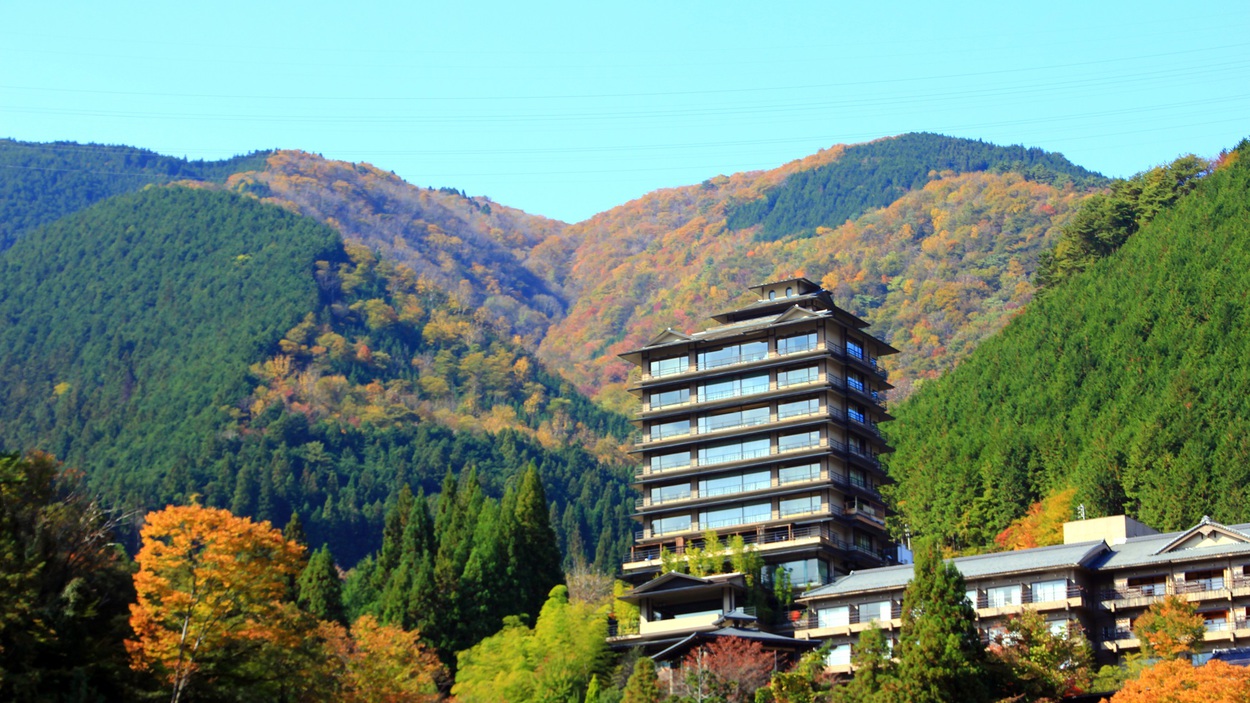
[3,2,1247,222]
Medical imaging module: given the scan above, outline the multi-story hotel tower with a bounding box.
[619,277,900,590]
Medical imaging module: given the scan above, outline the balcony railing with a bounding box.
[699,349,770,371]
[1098,576,1245,603]
[638,405,830,447]
[643,374,844,413]
[843,344,888,379]
[625,522,894,565]
[636,437,833,477]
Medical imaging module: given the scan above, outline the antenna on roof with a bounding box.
[1078,504,1087,520]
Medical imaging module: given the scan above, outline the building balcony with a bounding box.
[1097,620,1250,651]
[633,343,828,388]
[636,504,841,541]
[843,343,888,380]
[635,436,836,480]
[634,468,835,512]
[794,602,904,636]
[1096,575,1250,611]
[634,404,836,452]
[622,522,894,573]
[638,373,846,417]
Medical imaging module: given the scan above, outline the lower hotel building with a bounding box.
[795,514,1250,671]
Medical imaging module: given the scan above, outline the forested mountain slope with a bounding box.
[227,150,573,345]
[884,144,1250,551]
[0,139,270,251]
[540,135,1102,409]
[0,186,632,567]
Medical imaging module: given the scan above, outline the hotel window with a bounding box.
[777,366,819,388]
[779,494,821,517]
[987,585,1023,608]
[827,644,851,667]
[847,372,865,392]
[650,483,691,505]
[779,430,821,453]
[1048,619,1069,635]
[652,514,692,536]
[860,600,892,624]
[649,355,687,378]
[773,558,827,587]
[650,418,690,440]
[778,397,819,419]
[1186,568,1225,591]
[699,373,769,402]
[966,589,979,607]
[649,387,689,409]
[847,404,866,423]
[818,605,850,628]
[700,501,771,529]
[698,341,768,370]
[1031,579,1068,604]
[698,437,770,466]
[699,406,769,433]
[778,462,821,485]
[650,450,691,472]
[786,286,794,297]
[699,470,770,498]
[846,339,864,360]
[1202,610,1230,632]
[777,332,817,356]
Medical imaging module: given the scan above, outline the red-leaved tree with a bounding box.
[680,636,776,703]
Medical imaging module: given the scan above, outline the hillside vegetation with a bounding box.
[0,139,270,250]
[0,186,632,567]
[884,143,1250,550]
[540,138,1099,408]
[727,132,1106,241]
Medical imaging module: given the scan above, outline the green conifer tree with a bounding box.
[297,545,346,624]
[891,539,989,703]
[622,657,662,703]
[507,463,565,623]
[585,673,602,703]
[834,625,893,702]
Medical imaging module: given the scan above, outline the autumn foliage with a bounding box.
[320,615,444,703]
[126,505,305,702]
[994,488,1077,550]
[1132,595,1205,660]
[1104,659,1250,703]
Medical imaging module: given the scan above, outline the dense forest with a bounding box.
[0,139,271,250]
[725,132,1106,241]
[884,143,1250,550]
[0,185,633,568]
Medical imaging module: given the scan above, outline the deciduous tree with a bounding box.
[1105,658,1250,703]
[1132,595,1205,660]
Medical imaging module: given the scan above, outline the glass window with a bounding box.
[846,339,864,359]
[698,373,769,401]
[697,341,768,370]
[786,287,794,297]
[818,605,849,628]
[700,501,771,529]
[966,589,979,607]
[847,373,865,392]
[1048,619,1069,635]
[699,406,770,433]
[652,514,691,536]
[769,290,777,300]
[777,366,819,388]
[650,418,690,440]
[778,397,819,419]
[847,405,866,423]
[779,462,820,484]
[651,483,691,504]
[779,494,821,517]
[698,437,770,466]
[772,558,827,587]
[649,355,687,378]
[779,430,820,453]
[827,644,851,666]
[650,450,691,472]
[699,470,770,498]
[860,600,892,624]
[649,387,689,409]
[986,585,1022,608]
[777,332,817,355]
[1031,579,1068,604]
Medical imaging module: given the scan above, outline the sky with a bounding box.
[3,2,1248,223]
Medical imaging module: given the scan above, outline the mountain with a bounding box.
[538,133,1105,409]
[224,150,573,345]
[0,185,632,567]
[0,139,271,251]
[883,143,1250,551]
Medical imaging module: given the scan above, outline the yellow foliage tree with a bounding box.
[126,505,304,703]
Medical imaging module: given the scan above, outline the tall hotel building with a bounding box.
[619,277,900,589]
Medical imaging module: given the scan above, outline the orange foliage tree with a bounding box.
[1105,659,1250,703]
[994,487,1077,550]
[320,615,444,703]
[1132,595,1205,660]
[680,637,776,703]
[126,505,304,703]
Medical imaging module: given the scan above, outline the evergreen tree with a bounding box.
[890,539,989,703]
[585,674,602,703]
[283,511,308,548]
[834,625,893,702]
[507,463,565,623]
[621,657,662,703]
[297,545,346,625]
